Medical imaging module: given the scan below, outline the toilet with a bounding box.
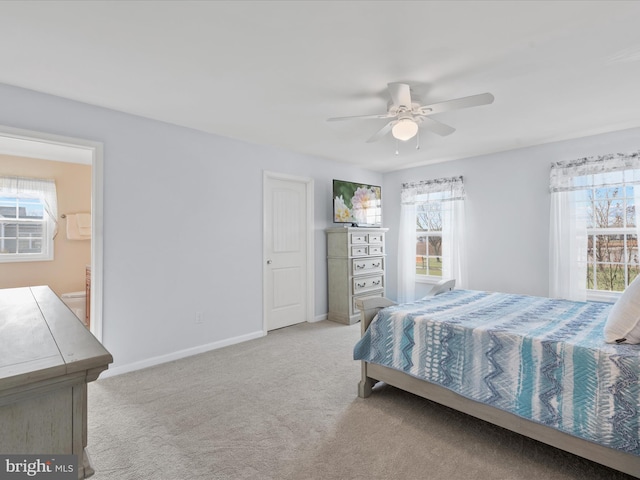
[61,291,87,325]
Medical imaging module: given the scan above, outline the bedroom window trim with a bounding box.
[0,176,58,263]
[549,150,640,301]
[398,176,466,302]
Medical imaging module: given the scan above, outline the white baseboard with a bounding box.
[310,313,328,323]
[100,330,266,378]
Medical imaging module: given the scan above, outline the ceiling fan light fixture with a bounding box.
[327,82,494,146]
[391,118,419,141]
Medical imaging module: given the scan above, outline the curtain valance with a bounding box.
[550,150,640,192]
[401,176,465,203]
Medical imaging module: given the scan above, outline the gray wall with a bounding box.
[0,83,382,373]
[383,127,640,300]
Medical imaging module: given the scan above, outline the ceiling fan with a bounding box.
[327,82,494,146]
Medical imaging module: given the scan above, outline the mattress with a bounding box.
[353,289,640,455]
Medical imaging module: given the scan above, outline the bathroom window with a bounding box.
[0,177,57,263]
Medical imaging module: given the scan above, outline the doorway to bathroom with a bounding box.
[0,126,104,341]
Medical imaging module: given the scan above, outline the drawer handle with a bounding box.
[373,280,381,285]
[373,262,380,267]
[356,264,365,269]
[356,283,366,288]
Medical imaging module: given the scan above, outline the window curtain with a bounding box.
[398,176,466,303]
[0,176,58,237]
[549,189,588,301]
[549,150,640,300]
[442,193,467,287]
[397,201,416,303]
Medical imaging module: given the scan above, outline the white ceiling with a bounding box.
[1,1,639,172]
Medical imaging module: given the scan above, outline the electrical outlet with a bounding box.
[195,311,204,324]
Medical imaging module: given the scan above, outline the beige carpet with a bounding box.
[88,320,634,480]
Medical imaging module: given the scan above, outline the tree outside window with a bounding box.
[585,185,639,292]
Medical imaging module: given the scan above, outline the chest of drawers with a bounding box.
[326,227,388,324]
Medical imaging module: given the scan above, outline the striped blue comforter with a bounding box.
[353,289,640,455]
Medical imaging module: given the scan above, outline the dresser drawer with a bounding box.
[368,245,383,255]
[351,245,368,256]
[352,257,384,275]
[350,233,368,244]
[368,233,384,244]
[353,274,384,294]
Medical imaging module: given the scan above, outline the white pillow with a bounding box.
[604,275,640,344]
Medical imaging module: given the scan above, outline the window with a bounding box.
[398,176,466,303]
[416,199,443,278]
[549,151,640,301]
[585,184,638,292]
[0,177,57,263]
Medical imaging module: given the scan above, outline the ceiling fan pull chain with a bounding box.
[395,138,399,155]
[416,129,421,150]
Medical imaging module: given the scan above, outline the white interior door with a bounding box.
[264,174,312,331]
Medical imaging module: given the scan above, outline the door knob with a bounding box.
[267,260,272,265]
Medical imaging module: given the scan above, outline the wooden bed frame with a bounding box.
[356,296,640,478]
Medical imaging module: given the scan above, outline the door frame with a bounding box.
[0,124,105,342]
[262,171,314,333]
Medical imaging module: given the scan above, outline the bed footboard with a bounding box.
[355,296,396,398]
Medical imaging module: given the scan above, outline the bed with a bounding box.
[353,289,640,478]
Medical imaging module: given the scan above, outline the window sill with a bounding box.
[0,254,54,264]
[415,276,443,285]
[586,290,621,304]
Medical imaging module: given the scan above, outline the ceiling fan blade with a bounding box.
[388,82,412,109]
[420,92,494,115]
[419,117,456,136]
[327,113,393,122]
[366,122,393,143]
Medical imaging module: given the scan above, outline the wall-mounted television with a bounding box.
[333,179,382,227]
